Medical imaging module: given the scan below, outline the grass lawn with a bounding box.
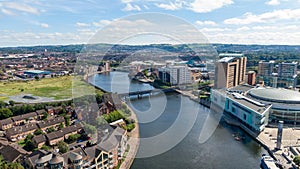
[0,76,100,101]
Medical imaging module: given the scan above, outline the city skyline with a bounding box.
[0,0,300,47]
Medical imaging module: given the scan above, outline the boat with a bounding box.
[260,154,280,169]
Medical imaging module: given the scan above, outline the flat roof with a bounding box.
[218,57,235,63]
[227,92,270,114]
[219,53,244,57]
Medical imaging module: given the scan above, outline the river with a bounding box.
[89,71,267,169]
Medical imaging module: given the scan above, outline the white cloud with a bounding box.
[224,8,300,25]
[76,22,91,27]
[121,0,133,3]
[92,20,112,27]
[1,2,39,15]
[1,8,15,16]
[200,27,231,32]
[122,3,141,11]
[144,5,149,10]
[195,20,217,26]
[40,23,49,28]
[156,0,233,13]
[155,1,183,10]
[189,0,233,13]
[265,0,280,5]
[236,26,250,31]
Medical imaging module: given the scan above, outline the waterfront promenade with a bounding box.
[120,104,140,169]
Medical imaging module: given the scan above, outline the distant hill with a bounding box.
[1,43,300,65]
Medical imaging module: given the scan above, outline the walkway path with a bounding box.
[120,104,140,169]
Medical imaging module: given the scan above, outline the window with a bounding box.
[243,114,247,121]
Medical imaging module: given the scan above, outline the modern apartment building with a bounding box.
[214,53,247,89]
[158,65,192,85]
[257,61,298,88]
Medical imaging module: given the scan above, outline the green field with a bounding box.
[0,76,99,101]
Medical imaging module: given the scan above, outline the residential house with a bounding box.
[0,144,28,163]
[37,116,65,131]
[0,118,13,130]
[46,106,62,115]
[33,135,47,148]
[61,123,83,140]
[12,112,37,126]
[6,123,38,141]
[45,130,65,146]
[36,109,47,120]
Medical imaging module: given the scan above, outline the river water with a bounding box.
[89,71,267,169]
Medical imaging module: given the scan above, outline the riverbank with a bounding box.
[120,103,140,169]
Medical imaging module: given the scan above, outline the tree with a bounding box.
[57,141,68,154]
[58,123,64,130]
[34,129,43,135]
[24,140,35,151]
[294,156,300,166]
[8,100,15,106]
[65,116,70,126]
[83,123,97,135]
[0,108,13,119]
[41,145,50,151]
[42,112,48,120]
[0,101,7,108]
[96,116,107,126]
[47,127,55,133]
[67,134,81,143]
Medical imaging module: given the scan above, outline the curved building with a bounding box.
[248,88,300,124]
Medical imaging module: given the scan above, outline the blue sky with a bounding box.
[0,0,300,47]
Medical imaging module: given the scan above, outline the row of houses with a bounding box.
[0,105,70,131]
[5,116,65,141]
[33,123,83,148]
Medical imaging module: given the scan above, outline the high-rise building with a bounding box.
[257,61,298,88]
[247,71,256,86]
[214,53,247,89]
[159,65,192,85]
[278,62,297,78]
[258,60,275,77]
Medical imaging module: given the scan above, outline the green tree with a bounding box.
[96,116,107,126]
[57,141,68,154]
[41,145,50,151]
[67,134,81,143]
[47,127,55,133]
[58,123,64,130]
[24,140,35,151]
[65,116,70,126]
[0,108,13,119]
[42,112,48,120]
[34,129,43,135]
[83,123,97,135]
[294,156,300,166]
[0,101,7,108]
[8,100,15,106]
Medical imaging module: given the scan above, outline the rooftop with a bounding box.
[218,57,235,63]
[227,92,270,114]
[219,53,244,58]
[249,88,300,104]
